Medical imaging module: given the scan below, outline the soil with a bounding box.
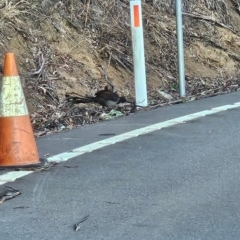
[0,0,240,134]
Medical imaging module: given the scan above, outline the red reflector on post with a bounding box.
[133,5,140,27]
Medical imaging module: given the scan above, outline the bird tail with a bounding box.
[65,93,96,104]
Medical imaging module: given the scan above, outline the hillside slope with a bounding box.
[0,0,240,133]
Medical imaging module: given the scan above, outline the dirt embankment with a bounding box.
[0,0,240,133]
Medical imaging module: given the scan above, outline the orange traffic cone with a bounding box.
[0,53,40,167]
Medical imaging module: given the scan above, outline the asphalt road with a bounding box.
[1,92,240,240]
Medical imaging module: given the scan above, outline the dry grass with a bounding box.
[0,0,29,27]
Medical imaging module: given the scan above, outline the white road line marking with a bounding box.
[0,101,239,185]
[0,171,33,185]
[45,102,240,161]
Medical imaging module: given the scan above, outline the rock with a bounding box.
[157,90,173,100]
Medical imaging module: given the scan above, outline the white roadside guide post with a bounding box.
[130,0,148,107]
[176,0,186,97]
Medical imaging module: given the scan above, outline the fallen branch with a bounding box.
[148,99,184,109]
[29,53,45,76]
[0,186,21,204]
[183,12,236,33]
[74,215,89,232]
[100,64,115,92]
[84,0,90,27]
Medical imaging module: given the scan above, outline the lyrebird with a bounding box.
[65,86,134,107]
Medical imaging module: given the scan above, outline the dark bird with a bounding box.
[65,86,134,107]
